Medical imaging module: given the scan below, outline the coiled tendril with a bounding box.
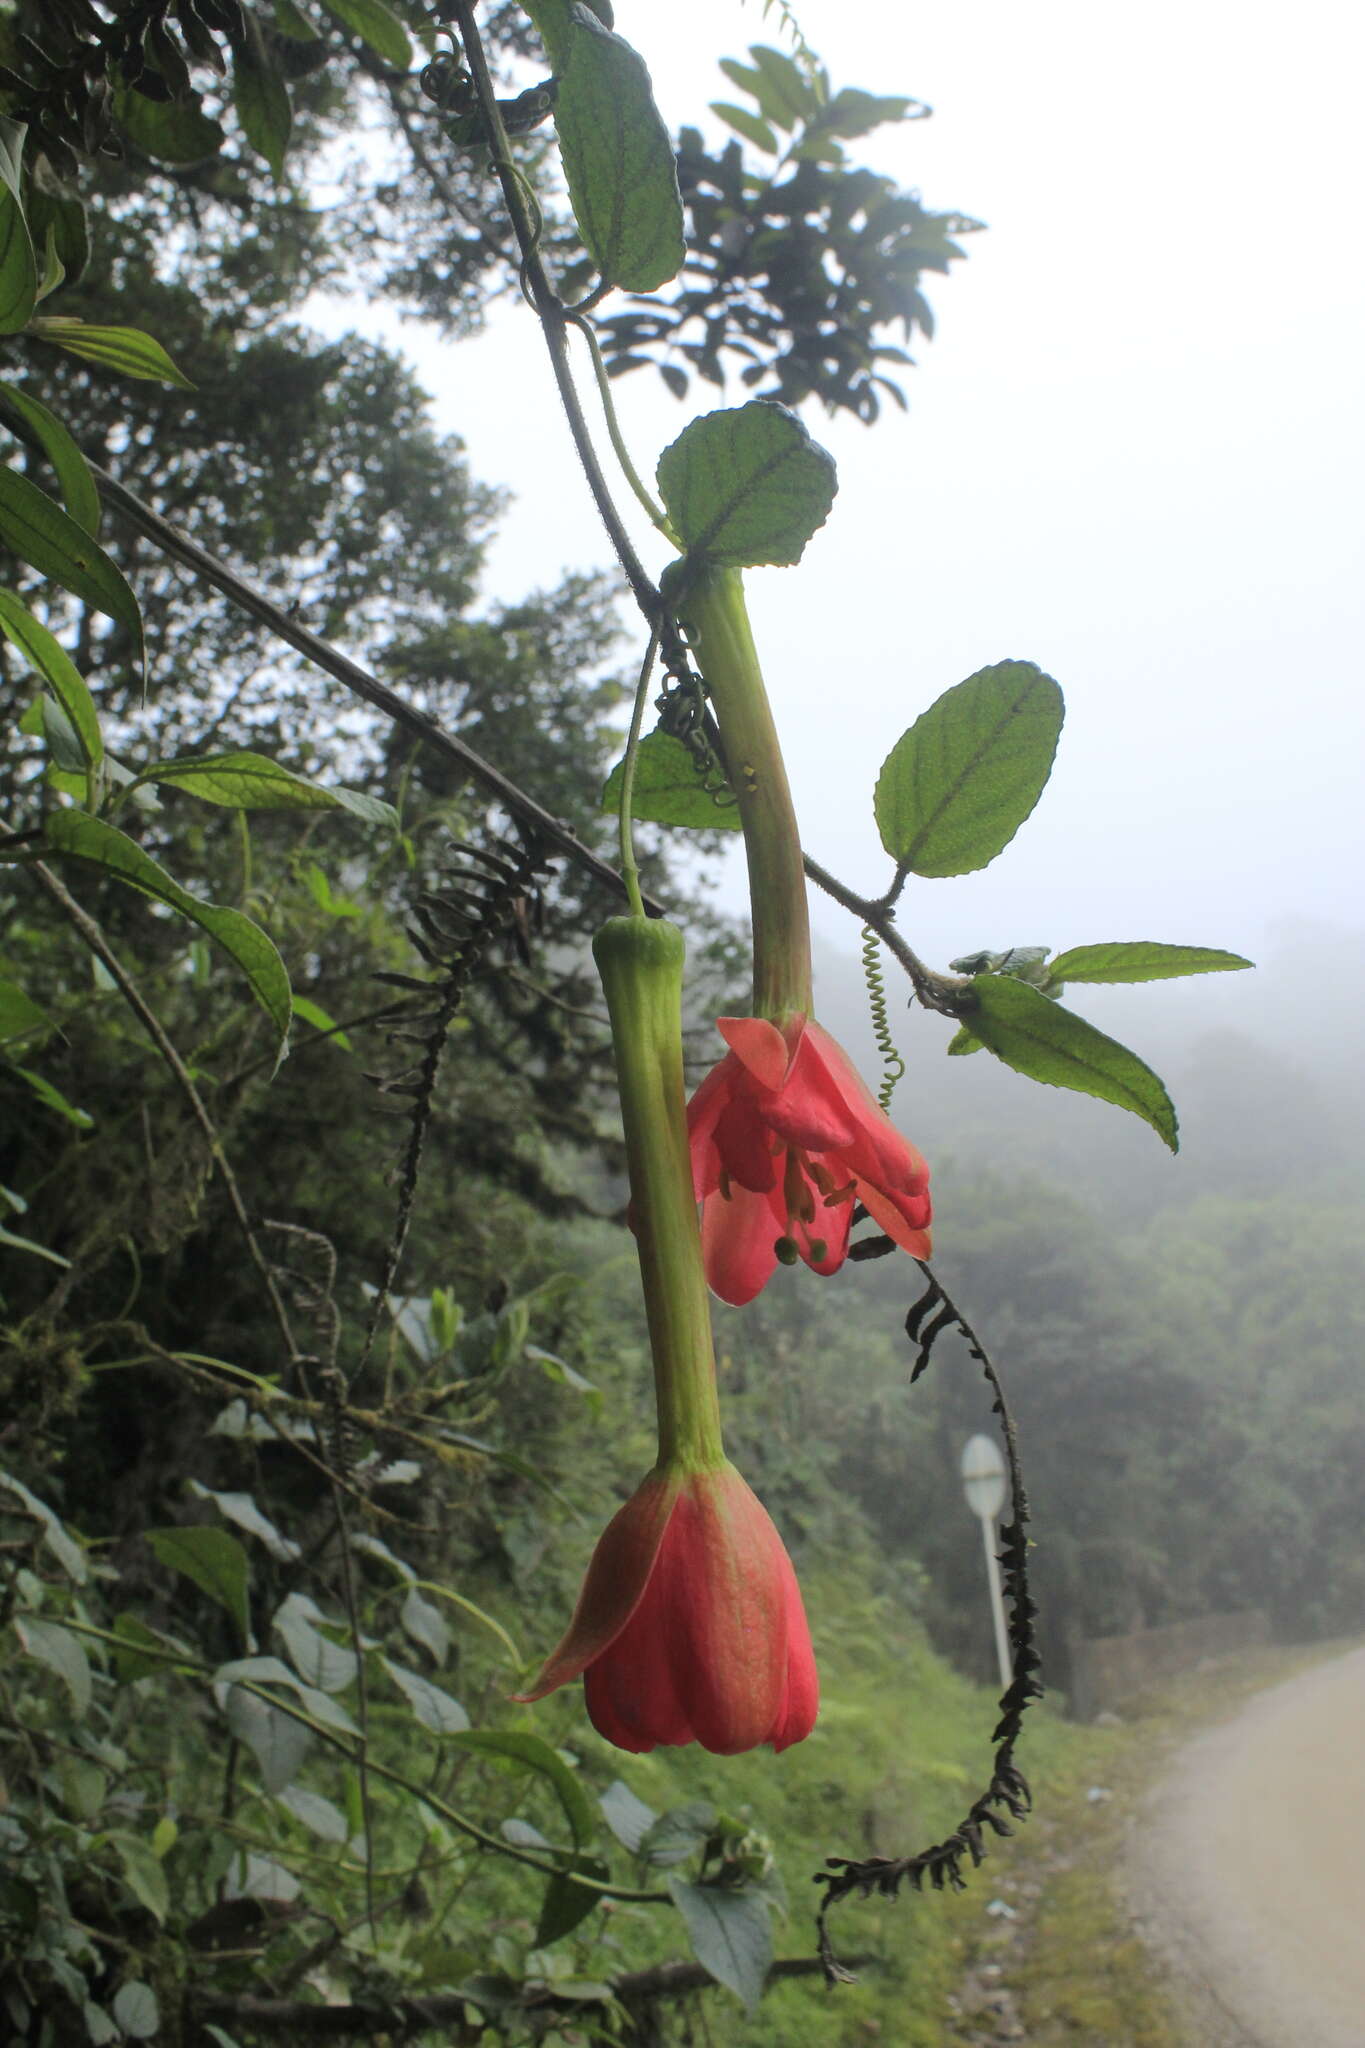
[860,927,905,1111]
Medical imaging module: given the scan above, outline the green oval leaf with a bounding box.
[276,1785,349,1842]
[318,0,413,68]
[0,384,102,532]
[0,976,53,1045]
[110,1983,159,2041]
[0,467,143,659]
[13,1616,92,1716]
[1047,941,1254,986]
[0,120,36,338]
[666,1876,773,2014]
[601,730,741,831]
[0,589,103,799]
[382,1657,470,1736]
[110,1833,170,1925]
[710,102,780,153]
[555,7,684,291]
[147,1525,251,1640]
[222,1687,312,1793]
[112,86,225,165]
[964,973,1178,1150]
[536,1854,611,1946]
[42,809,292,1050]
[232,13,293,180]
[447,1729,596,1849]
[141,749,392,820]
[656,401,837,567]
[874,660,1065,876]
[30,318,195,390]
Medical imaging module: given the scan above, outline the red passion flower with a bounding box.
[686,1014,932,1306]
[516,1461,818,1755]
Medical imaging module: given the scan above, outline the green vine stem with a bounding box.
[617,626,661,921]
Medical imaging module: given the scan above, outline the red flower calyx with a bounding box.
[515,1460,818,1756]
[687,1013,932,1306]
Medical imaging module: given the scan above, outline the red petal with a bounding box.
[802,1021,931,1197]
[712,1094,779,1193]
[584,1567,697,1752]
[701,1180,784,1306]
[685,1056,737,1200]
[717,1014,798,1092]
[855,1176,933,1259]
[514,1471,680,1700]
[769,1562,820,1751]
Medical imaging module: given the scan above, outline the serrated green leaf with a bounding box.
[42,810,291,1050]
[536,1854,610,1946]
[147,1525,251,1640]
[522,0,611,68]
[945,1024,983,1056]
[28,318,194,391]
[965,973,1178,1149]
[319,0,413,68]
[140,749,391,821]
[657,401,837,567]
[601,730,741,832]
[232,15,293,180]
[0,1473,84,1583]
[0,468,143,655]
[1047,941,1253,985]
[555,8,684,291]
[710,102,779,153]
[13,1616,91,1716]
[113,86,225,165]
[110,1832,169,1924]
[666,1876,772,2013]
[447,1730,596,1849]
[874,661,1064,876]
[0,119,36,337]
[382,1657,470,1735]
[0,385,101,532]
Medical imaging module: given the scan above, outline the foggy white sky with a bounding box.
[359,0,1365,979]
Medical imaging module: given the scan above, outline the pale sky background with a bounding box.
[334,0,1365,1004]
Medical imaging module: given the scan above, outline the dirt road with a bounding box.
[1129,1645,1365,2047]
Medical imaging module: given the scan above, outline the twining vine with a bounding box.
[814,1264,1043,1978]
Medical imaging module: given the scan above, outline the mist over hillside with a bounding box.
[813,915,1365,1224]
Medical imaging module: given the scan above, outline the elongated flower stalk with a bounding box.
[518,915,818,1754]
[672,562,814,1022]
[670,562,933,1301]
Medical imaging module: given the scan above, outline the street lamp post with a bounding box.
[960,1433,1012,1693]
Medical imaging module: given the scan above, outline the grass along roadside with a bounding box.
[940,1641,1351,2047]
